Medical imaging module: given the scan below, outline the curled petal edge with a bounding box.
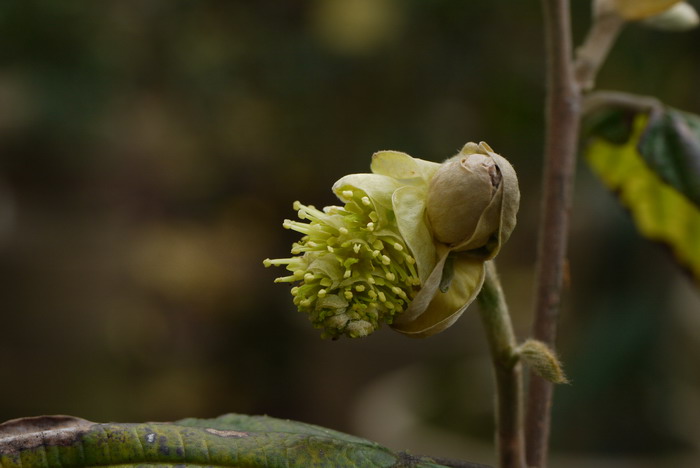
[392,185,436,284]
[332,173,403,209]
[371,150,441,183]
[391,248,486,337]
[596,0,683,20]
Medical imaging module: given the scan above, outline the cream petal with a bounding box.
[608,0,683,20]
[450,186,504,254]
[491,151,520,255]
[460,142,482,155]
[392,185,437,283]
[450,147,519,257]
[392,254,486,337]
[392,244,451,328]
[371,150,441,183]
[642,1,699,30]
[332,173,402,209]
[428,152,499,247]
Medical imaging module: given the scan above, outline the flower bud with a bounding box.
[426,142,519,256]
[518,339,569,384]
[595,0,684,20]
[642,2,699,31]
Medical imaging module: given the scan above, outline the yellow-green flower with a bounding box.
[595,0,699,30]
[391,142,519,337]
[265,143,519,339]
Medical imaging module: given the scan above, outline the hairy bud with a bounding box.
[518,339,569,384]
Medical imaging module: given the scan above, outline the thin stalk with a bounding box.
[526,0,580,466]
[477,261,526,468]
[582,90,662,116]
[574,14,625,91]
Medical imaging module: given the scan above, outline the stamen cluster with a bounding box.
[264,189,420,339]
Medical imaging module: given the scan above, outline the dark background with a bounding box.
[1,1,699,466]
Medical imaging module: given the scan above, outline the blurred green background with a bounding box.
[1,1,699,466]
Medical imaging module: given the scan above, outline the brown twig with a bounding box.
[525,0,581,466]
[477,261,526,468]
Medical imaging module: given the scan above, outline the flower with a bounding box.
[264,143,519,339]
[641,2,699,31]
[595,0,699,30]
[391,142,519,337]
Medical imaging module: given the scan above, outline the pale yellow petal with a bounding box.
[446,145,519,257]
[391,185,436,283]
[392,245,450,328]
[392,254,485,337]
[371,150,441,183]
[642,2,699,30]
[332,173,402,209]
[612,0,683,20]
[491,151,520,257]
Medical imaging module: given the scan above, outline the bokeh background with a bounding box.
[1,1,699,466]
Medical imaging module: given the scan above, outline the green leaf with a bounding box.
[638,109,700,208]
[582,107,637,145]
[586,114,700,283]
[0,414,487,468]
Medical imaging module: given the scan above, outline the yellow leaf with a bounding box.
[587,115,700,282]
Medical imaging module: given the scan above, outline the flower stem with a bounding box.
[477,261,526,468]
[526,0,580,466]
[574,13,625,91]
